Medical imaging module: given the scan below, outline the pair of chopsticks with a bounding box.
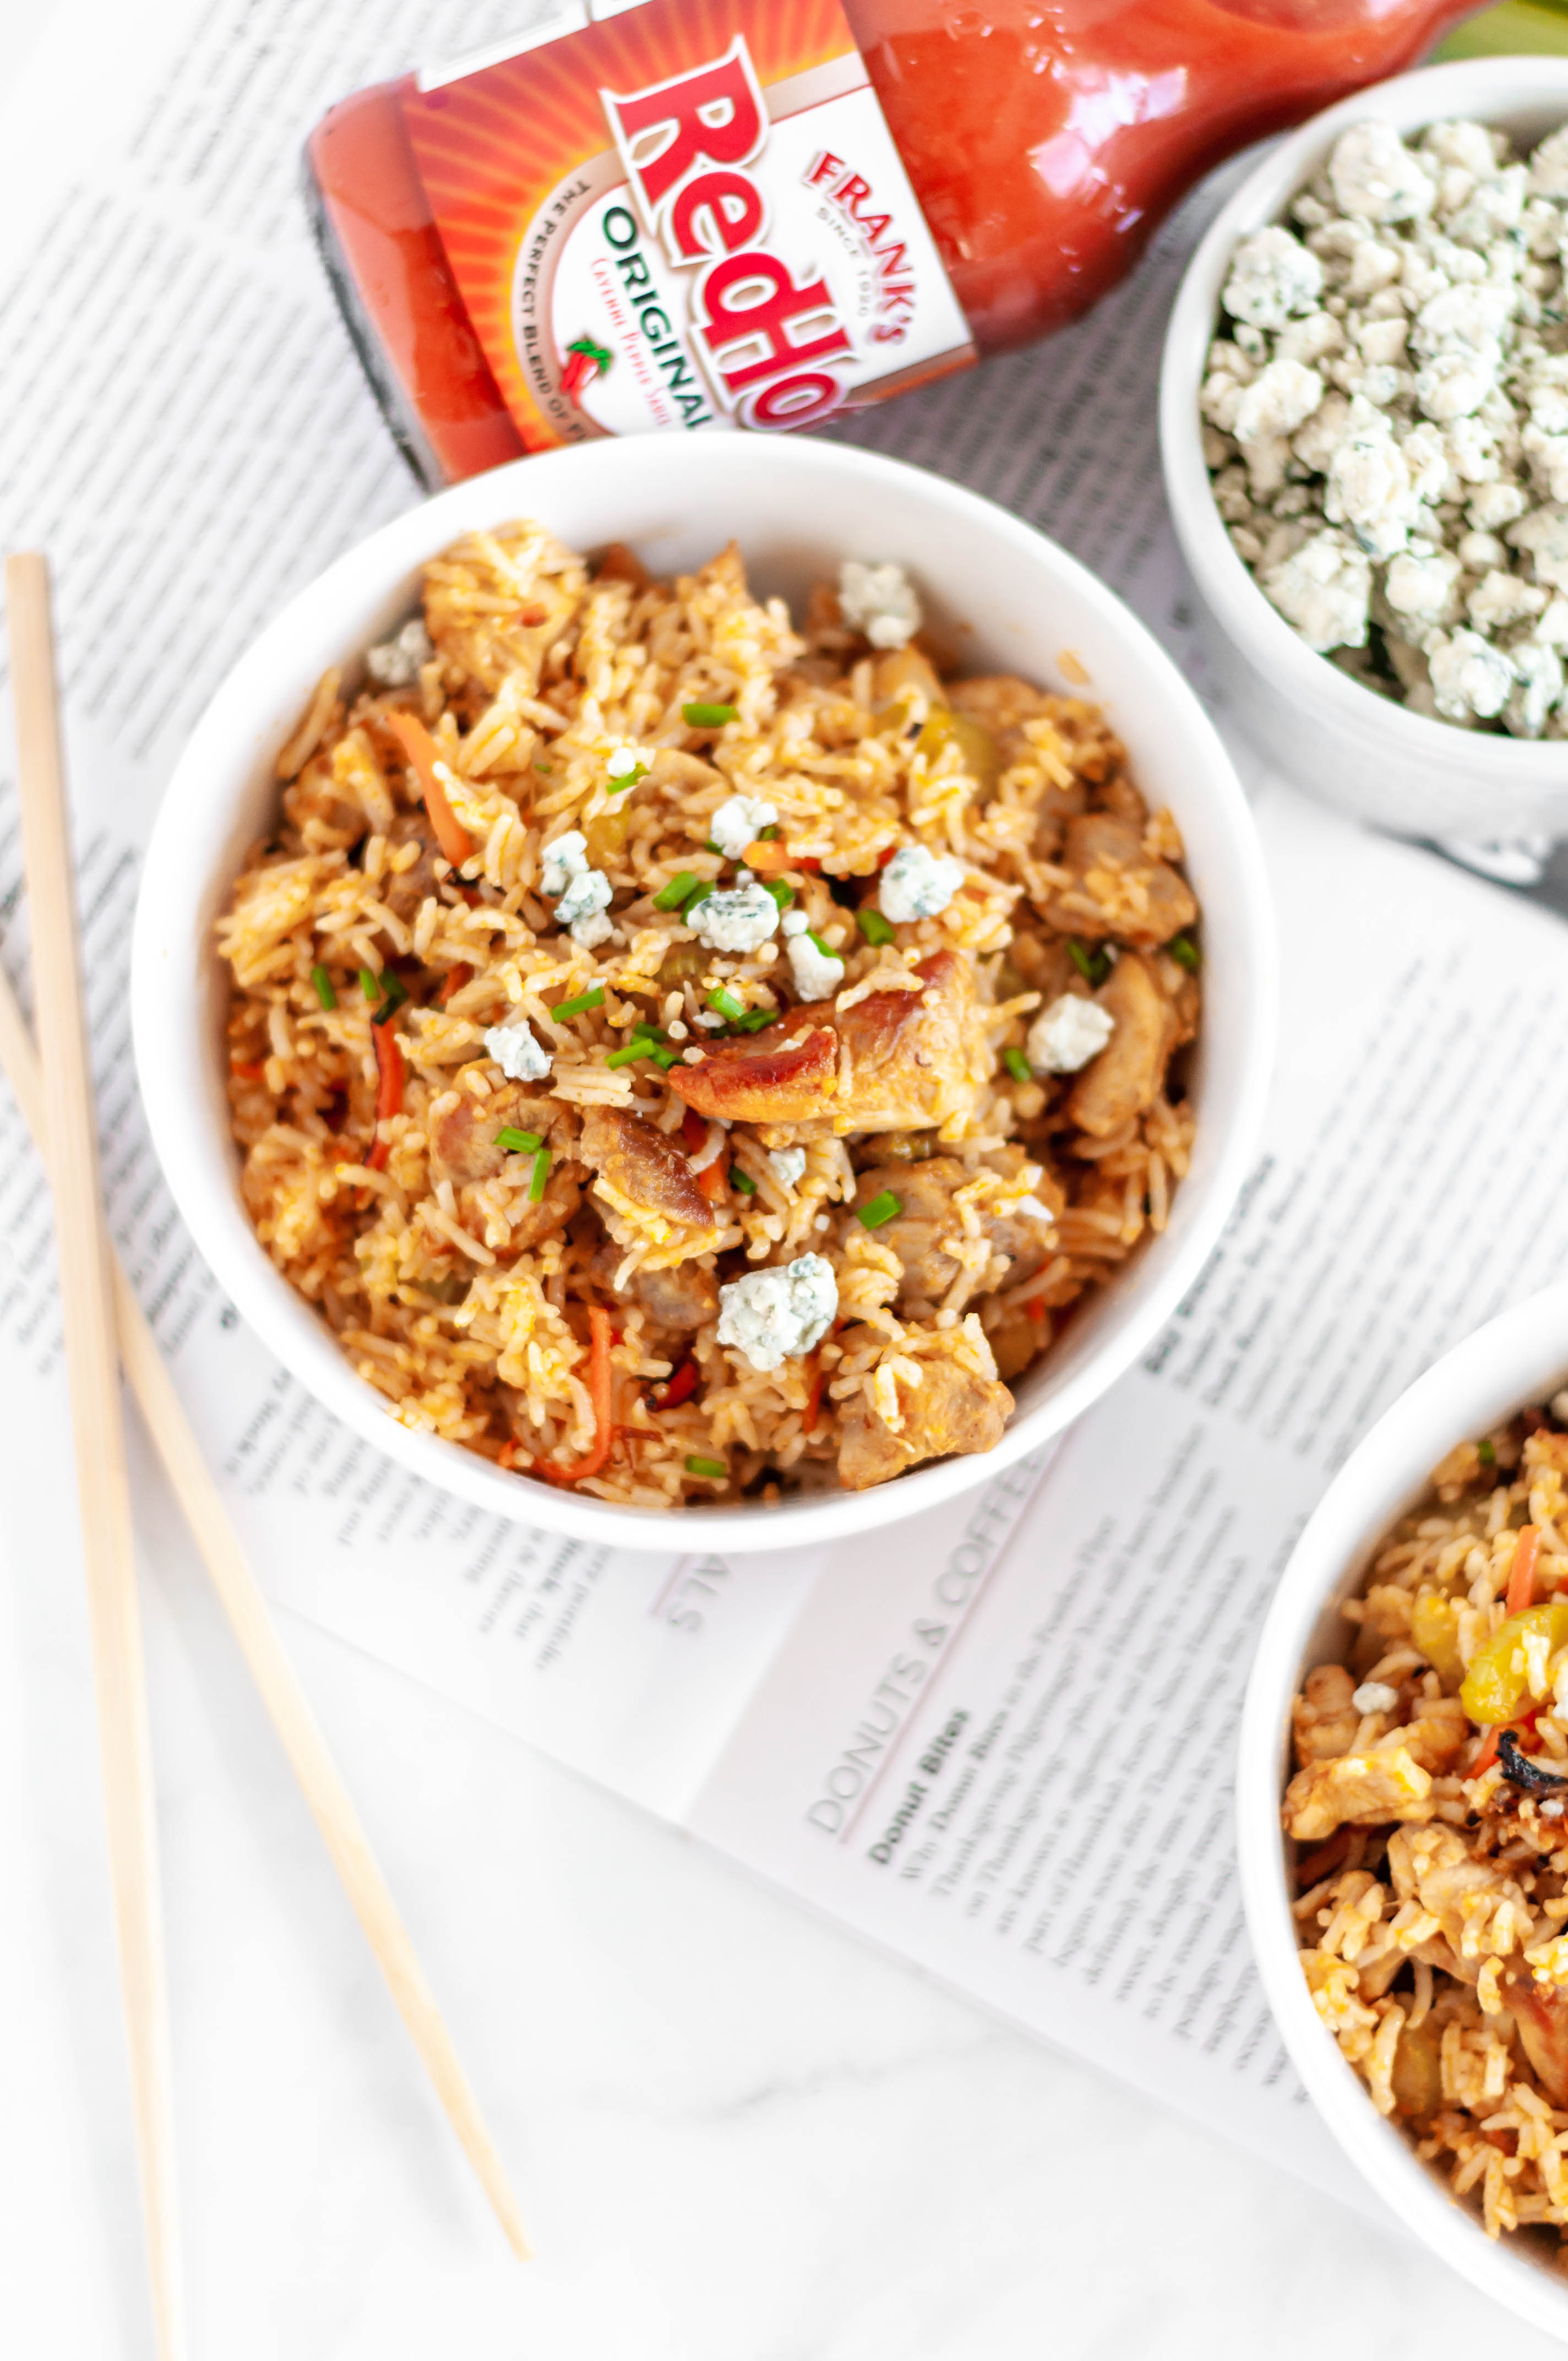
[4,556,529,2358]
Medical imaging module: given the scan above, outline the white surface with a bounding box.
[1240,1285,1568,2340]
[1160,56,1568,844]
[132,432,1273,1557]
[1,0,1565,2351]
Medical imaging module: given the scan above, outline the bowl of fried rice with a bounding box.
[1241,1283,1568,2333]
[133,434,1273,1551]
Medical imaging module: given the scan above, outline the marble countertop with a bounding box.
[7,1510,1564,2361]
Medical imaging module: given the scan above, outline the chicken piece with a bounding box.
[837,1357,1013,1490]
[595,540,650,588]
[630,1260,720,1331]
[1399,1695,1471,1776]
[1282,1743,1433,1842]
[428,1086,559,1186]
[1093,775,1150,830]
[671,950,982,1135]
[1066,953,1175,1139]
[1506,1973,1568,2104]
[578,1107,720,1267]
[851,1155,1052,1316]
[378,808,443,921]
[1389,1825,1536,1969]
[1041,814,1196,948]
[948,673,1053,741]
[1293,1664,1360,1766]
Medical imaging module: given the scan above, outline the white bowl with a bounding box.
[1161,57,1568,847]
[132,433,1275,1555]
[1238,1283,1568,2336]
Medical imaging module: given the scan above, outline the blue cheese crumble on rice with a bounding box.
[717,1254,838,1373]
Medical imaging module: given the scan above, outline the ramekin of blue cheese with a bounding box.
[1162,56,1568,863]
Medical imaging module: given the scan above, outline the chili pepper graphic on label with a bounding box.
[561,335,611,406]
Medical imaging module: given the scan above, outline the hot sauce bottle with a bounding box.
[306,0,1476,488]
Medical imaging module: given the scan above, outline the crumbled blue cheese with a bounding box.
[1027,994,1115,1076]
[767,1147,807,1194]
[716,1253,837,1372]
[484,1018,552,1082]
[540,829,614,945]
[710,792,778,859]
[1206,116,1568,736]
[838,559,922,650]
[786,929,845,1002]
[687,872,780,954]
[365,617,434,687]
[879,843,966,924]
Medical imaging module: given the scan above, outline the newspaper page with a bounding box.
[3,0,1567,2219]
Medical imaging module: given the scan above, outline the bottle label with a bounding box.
[403,0,974,453]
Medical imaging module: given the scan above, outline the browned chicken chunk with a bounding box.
[378,808,443,921]
[578,1108,720,1266]
[1066,953,1175,1138]
[672,950,981,1135]
[1042,814,1197,949]
[838,1356,1013,1490]
[630,1260,720,1331]
[429,1086,558,1185]
[851,1155,1052,1316]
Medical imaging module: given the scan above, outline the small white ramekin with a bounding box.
[132,432,1275,1555]
[1161,57,1568,848]
[1239,1283,1568,2336]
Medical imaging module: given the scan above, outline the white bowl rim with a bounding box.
[1238,1280,1568,2334]
[1159,52,1568,786]
[132,432,1277,1555]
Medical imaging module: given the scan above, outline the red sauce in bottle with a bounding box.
[306,0,1473,486]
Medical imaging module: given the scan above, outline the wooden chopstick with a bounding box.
[3,556,531,2267]
[7,552,186,2359]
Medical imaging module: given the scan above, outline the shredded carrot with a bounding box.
[367,1025,404,1172]
[495,1441,519,1471]
[230,1059,265,1082]
[513,601,547,627]
[1508,1523,1541,1616]
[801,1358,825,1435]
[533,1307,615,1483]
[742,838,791,875]
[696,1157,728,1203]
[1023,1295,1047,1323]
[438,961,472,1007]
[384,709,473,867]
[680,1106,708,1154]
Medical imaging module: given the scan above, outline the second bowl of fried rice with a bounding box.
[1241,1283,1568,2336]
[133,434,1273,1552]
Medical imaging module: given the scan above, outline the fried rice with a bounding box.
[217,520,1202,1508]
[1287,1403,1568,2242]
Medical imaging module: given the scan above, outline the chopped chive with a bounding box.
[371,973,409,1025]
[682,701,737,728]
[529,1147,551,1203]
[857,908,895,947]
[496,1127,543,1155]
[654,871,703,912]
[310,964,337,1010]
[1169,933,1201,973]
[685,1454,728,1479]
[730,1167,757,1195]
[1478,1437,1497,1466]
[630,1022,666,1042]
[649,1045,680,1070]
[756,823,780,840]
[707,985,746,1022]
[1068,939,1111,987]
[359,967,381,1000]
[805,929,839,961]
[683,880,716,914]
[1003,1046,1032,1085]
[763,879,795,911]
[605,1039,653,1069]
[733,1009,777,1033]
[857,1188,902,1230]
[551,987,605,1020]
[704,839,723,855]
[607,761,646,793]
